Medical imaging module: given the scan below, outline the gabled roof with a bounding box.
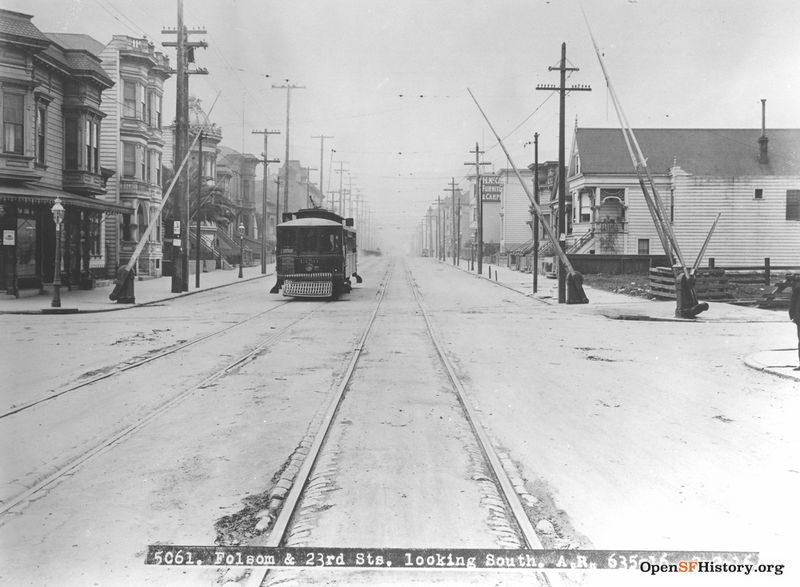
[573,128,800,177]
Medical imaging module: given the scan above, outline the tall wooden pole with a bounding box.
[533,132,539,293]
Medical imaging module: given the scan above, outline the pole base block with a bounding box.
[675,273,709,318]
[109,267,136,304]
[566,271,589,304]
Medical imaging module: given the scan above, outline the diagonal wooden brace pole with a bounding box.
[467,89,576,278]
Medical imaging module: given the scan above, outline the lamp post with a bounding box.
[238,222,245,278]
[50,198,65,308]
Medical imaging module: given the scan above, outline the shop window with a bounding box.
[89,214,102,256]
[3,91,25,155]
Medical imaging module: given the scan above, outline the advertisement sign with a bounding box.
[3,230,14,246]
[480,176,502,202]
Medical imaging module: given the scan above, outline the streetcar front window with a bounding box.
[298,230,318,253]
[277,228,296,253]
[319,228,341,253]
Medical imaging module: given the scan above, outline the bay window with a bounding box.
[2,91,24,155]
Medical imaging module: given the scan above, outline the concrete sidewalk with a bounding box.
[0,264,273,315]
[438,256,800,382]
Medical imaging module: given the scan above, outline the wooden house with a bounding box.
[1,10,128,295]
[565,123,800,266]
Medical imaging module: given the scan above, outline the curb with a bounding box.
[0,272,270,316]
[743,351,800,382]
[439,259,553,305]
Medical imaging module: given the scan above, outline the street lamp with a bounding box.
[238,222,245,278]
[51,197,65,308]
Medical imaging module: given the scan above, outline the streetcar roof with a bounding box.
[278,218,342,228]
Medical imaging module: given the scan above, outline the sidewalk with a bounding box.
[0,264,273,315]
[438,257,800,382]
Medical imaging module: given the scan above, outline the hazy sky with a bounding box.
[7,0,799,251]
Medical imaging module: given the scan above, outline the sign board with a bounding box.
[172,239,181,247]
[480,176,502,201]
[173,221,181,237]
[3,230,14,245]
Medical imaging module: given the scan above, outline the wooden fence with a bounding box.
[650,258,800,304]
[649,267,730,300]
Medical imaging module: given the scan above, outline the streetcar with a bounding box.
[269,208,362,299]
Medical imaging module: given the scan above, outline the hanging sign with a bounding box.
[3,230,15,245]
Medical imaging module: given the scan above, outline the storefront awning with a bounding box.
[0,184,132,214]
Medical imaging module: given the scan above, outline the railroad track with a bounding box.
[0,258,389,520]
[239,258,563,587]
[0,299,295,419]
[0,300,342,520]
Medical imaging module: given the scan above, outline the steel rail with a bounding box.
[0,299,295,420]
[245,260,561,587]
[243,261,395,587]
[405,260,565,587]
[0,305,324,519]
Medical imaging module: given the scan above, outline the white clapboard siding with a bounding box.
[500,169,536,250]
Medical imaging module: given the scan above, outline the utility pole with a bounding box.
[536,42,591,303]
[305,166,318,207]
[532,132,540,293]
[334,162,349,216]
[427,207,433,256]
[437,197,443,261]
[162,0,207,292]
[312,134,333,206]
[275,174,282,233]
[456,193,461,265]
[445,177,459,265]
[272,82,305,214]
[465,143,490,275]
[252,129,280,274]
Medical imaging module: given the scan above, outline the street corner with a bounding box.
[744,349,800,382]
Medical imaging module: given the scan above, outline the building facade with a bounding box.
[97,35,170,277]
[566,126,800,265]
[1,10,128,295]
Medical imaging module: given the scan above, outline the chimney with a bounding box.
[758,99,769,164]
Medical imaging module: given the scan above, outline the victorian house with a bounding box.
[97,35,170,277]
[1,10,128,296]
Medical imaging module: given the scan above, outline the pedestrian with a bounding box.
[790,274,800,371]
